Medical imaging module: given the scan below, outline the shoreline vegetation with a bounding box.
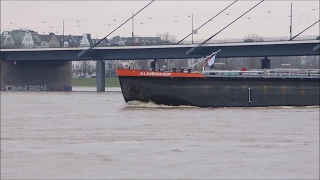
[72,78,120,87]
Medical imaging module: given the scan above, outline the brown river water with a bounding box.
[1,87,319,179]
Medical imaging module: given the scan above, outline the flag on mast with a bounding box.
[202,49,221,70]
[203,54,212,68]
[207,54,216,66]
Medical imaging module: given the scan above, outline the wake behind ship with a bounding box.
[116,67,320,108]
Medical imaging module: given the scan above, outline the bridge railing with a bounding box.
[1,35,318,49]
[181,35,319,45]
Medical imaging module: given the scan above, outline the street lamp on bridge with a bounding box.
[188,14,197,44]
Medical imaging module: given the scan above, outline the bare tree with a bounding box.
[132,60,150,70]
[78,61,94,77]
[153,32,178,69]
[191,58,206,71]
[213,58,234,70]
[156,59,169,69]
[156,32,176,44]
[270,55,319,69]
[243,33,264,42]
[304,56,320,69]
[277,56,302,69]
[243,34,264,69]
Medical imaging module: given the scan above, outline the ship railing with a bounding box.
[203,69,320,78]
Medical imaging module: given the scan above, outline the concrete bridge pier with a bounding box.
[151,59,157,70]
[96,60,105,92]
[261,57,271,69]
[1,60,72,91]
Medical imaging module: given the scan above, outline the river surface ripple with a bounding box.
[1,87,319,179]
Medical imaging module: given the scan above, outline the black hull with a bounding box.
[118,76,320,108]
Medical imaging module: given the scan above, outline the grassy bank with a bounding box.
[72,78,120,87]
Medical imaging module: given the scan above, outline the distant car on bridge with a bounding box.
[244,39,256,42]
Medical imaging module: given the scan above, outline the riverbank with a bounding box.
[72,78,120,87]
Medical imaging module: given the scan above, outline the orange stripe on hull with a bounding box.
[116,68,206,78]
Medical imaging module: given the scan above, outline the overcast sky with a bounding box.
[1,0,319,42]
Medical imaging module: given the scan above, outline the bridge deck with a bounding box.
[0,40,319,61]
[1,40,319,52]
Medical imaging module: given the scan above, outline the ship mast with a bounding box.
[187,49,221,70]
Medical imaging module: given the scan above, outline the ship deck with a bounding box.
[202,68,320,79]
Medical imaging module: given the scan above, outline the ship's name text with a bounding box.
[140,72,172,77]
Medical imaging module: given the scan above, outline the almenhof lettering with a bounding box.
[140,72,171,77]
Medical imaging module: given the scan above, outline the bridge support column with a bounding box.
[151,59,157,70]
[1,60,72,91]
[96,60,105,92]
[261,57,270,69]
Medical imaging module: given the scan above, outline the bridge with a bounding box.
[1,39,319,92]
[1,0,319,92]
[1,40,319,61]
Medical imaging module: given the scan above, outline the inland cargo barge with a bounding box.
[116,67,320,108]
[116,51,319,108]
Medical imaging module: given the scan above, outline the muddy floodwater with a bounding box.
[1,87,319,179]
